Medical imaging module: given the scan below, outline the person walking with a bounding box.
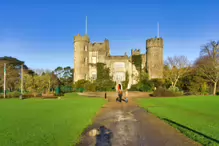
[118,89,123,102]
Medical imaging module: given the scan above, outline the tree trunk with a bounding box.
[173,79,178,87]
[213,82,217,95]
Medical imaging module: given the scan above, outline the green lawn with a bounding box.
[138,96,219,146]
[0,93,106,146]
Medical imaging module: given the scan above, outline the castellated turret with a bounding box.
[74,34,90,83]
[146,38,164,79]
[131,49,141,56]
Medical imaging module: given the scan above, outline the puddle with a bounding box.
[95,126,113,146]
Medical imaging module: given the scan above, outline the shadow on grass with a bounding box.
[162,118,219,145]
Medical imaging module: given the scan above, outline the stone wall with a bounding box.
[146,38,164,79]
[74,34,90,82]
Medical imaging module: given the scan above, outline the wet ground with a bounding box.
[77,93,200,146]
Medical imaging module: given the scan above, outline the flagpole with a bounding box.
[3,63,6,98]
[85,16,88,35]
[157,22,160,38]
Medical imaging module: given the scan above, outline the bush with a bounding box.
[6,91,21,98]
[23,93,34,98]
[168,86,180,92]
[84,82,96,92]
[216,92,219,95]
[60,86,72,93]
[75,79,90,89]
[129,84,139,91]
[138,82,154,92]
[150,78,165,88]
[153,87,183,97]
[168,86,184,95]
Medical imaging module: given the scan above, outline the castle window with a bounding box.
[92,57,97,64]
[91,72,97,80]
[84,45,87,51]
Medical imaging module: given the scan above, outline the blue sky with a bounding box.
[0,0,218,70]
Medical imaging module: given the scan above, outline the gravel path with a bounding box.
[77,95,200,146]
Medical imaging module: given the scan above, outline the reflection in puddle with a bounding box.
[95,126,113,146]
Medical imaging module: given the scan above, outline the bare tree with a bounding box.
[164,55,191,88]
[197,41,219,95]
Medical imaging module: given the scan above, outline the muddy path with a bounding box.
[77,93,200,146]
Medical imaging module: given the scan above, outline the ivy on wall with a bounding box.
[96,63,115,91]
[132,55,142,73]
[122,71,129,90]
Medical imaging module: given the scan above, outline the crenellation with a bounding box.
[131,49,141,55]
[146,38,164,48]
[74,34,90,42]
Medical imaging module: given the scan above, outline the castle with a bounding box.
[73,34,164,89]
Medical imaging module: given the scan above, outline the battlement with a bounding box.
[74,34,90,42]
[107,55,129,60]
[92,42,104,46]
[131,49,141,55]
[146,38,164,48]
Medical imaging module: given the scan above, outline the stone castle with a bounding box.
[73,34,164,89]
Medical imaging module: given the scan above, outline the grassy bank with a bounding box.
[138,96,219,146]
[0,93,106,146]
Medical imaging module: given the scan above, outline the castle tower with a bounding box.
[74,34,90,83]
[104,39,110,56]
[146,38,164,79]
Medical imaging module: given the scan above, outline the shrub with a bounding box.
[6,91,21,98]
[75,79,90,89]
[84,82,96,92]
[60,86,72,93]
[168,86,180,92]
[168,86,184,95]
[216,92,219,95]
[150,78,165,88]
[129,84,138,91]
[138,82,154,92]
[23,93,34,98]
[153,87,183,97]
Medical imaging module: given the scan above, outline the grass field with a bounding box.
[138,96,219,146]
[0,93,106,146]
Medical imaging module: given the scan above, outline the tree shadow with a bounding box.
[162,118,219,145]
[95,125,113,146]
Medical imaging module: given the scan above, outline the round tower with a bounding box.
[74,34,90,83]
[146,38,164,79]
